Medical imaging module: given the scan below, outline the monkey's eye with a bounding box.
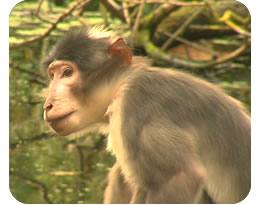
[62,68,73,78]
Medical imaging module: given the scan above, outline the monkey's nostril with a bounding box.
[45,104,53,112]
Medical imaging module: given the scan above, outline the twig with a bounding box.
[37,14,56,24]
[203,38,249,67]
[219,11,251,37]
[189,24,231,31]
[10,173,52,204]
[75,0,92,16]
[118,0,207,6]
[140,29,249,69]
[100,0,126,22]
[10,62,44,79]
[10,132,54,149]
[162,6,204,50]
[141,3,178,32]
[34,0,44,16]
[131,0,145,48]
[99,2,109,27]
[203,0,219,20]
[76,145,85,172]
[183,43,191,60]
[122,1,131,26]
[176,37,220,57]
[10,1,83,49]
[153,4,177,26]
[73,0,92,28]
[159,31,220,57]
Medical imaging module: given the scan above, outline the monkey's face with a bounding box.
[43,61,108,136]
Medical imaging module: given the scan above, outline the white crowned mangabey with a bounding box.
[42,28,250,204]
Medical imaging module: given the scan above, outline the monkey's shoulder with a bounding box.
[123,67,223,102]
[118,67,249,124]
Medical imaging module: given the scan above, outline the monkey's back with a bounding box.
[119,66,251,203]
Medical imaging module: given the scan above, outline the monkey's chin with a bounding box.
[47,113,82,136]
[49,122,76,136]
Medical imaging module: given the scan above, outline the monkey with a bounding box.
[42,27,250,204]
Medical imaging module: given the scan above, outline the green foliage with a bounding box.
[9,1,115,203]
[9,0,250,204]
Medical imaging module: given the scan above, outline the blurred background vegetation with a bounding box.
[9,0,250,203]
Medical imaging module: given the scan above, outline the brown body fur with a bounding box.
[104,57,250,203]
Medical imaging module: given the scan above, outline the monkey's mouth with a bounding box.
[46,111,75,124]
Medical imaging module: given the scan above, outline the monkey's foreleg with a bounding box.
[104,162,133,204]
[130,187,147,204]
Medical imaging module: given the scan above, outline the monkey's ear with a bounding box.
[108,38,132,64]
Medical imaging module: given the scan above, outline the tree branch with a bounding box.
[118,0,207,6]
[10,62,47,86]
[10,132,54,149]
[131,0,145,47]
[141,3,178,32]
[122,1,131,26]
[139,29,249,69]
[99,0,126,22]
[10,173,52,204]
[10,0,88,49]
[34,0,44,16]
[10,62,43,78]
[160,32,220,57]
[162,6,204,50]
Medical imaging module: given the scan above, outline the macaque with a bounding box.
[42,27,250,204]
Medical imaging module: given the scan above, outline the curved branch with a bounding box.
[10,1,90,49]
[10,173,52,204]
[141,3,178,33]
[139,30,249,69]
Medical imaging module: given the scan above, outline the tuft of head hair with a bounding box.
[87,26,117,41]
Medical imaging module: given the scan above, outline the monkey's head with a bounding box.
[42,28,132,136]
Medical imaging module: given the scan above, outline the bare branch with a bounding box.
[10,173,52,203]
[131,0,145,47]
[37,14,56,24]
[100,0,126,22]
[75,0,92,16]
[10,132,55,150]
[140,30,249,69]
[10,62,47,86]
[10,1,89,49]
[162,6,204,50]
[34,0,44,16]
[153,4,177,26]
[159,31,220,57]
[118,0,207,6]
[204,38,249,67]
[219,10,251,37]
[122,1,131,26]
[10,62,43,79]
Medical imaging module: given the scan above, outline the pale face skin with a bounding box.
[44,60,112,136]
